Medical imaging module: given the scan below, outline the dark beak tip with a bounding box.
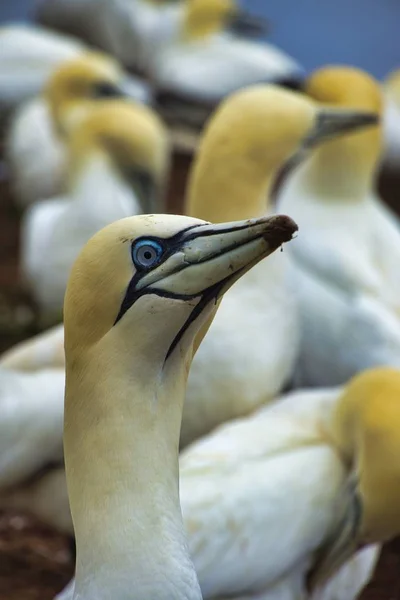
[263,214,299,246]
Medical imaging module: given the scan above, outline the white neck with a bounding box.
[286,137,379,203]
[68,154,141,233]
[65,333,202,600]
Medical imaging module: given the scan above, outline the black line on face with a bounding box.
[164,273,235,362]
[113,224,202,325]
[113,222,256,354]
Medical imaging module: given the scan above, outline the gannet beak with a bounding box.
[118,75,152,104]
[136,214,297,299]
[304,109,379,148]
[227,11,269,38]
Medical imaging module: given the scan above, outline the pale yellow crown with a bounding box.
[44,52,124,133]
[67,100,170,190]
[333,367,400,543]
[306,66,383,114]
[183,0,237,40]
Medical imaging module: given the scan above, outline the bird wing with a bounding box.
[0,368,65,489]
[180,390,344,598]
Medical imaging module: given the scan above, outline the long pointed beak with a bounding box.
[226,10,269,39]
[137,215,297,298]
[304,109,379,149]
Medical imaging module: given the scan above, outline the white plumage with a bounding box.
[278,66,400,386]
[0,25,84,118]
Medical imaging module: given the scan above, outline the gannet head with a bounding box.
[309,367,400,591]
[304,66,382,189]
[66,100,169,212]
[182,0,267,41]
[63,213,297,364]
[44,52,149,134]
[187,84,379,221]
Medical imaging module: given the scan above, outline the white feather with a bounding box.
[0,368,65,489]
[152,33,302,104]
[279,159,400,387]
[0,25,83,115]
[182,244,299,447]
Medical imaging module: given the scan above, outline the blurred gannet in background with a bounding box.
[36,0,184,73]
[6,52,151,207]
[181,83,378,448]
[0,24,84,122]
[279,66,400,387]
[21,100,169,325]
[0,324,65,371]
[0,367,66,532]
[36,0,303,133]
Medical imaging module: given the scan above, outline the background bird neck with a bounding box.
[186,152,274,223]
[296,131,381,201]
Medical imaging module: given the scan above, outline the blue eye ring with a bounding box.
[131,238,164,270]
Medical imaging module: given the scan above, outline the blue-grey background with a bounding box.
[1,0,399,79]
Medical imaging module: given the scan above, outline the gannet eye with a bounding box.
[132,239,164,270]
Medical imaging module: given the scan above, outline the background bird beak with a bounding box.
[226,10,269,39]
[304,109,379,149]
[139,215,297,298]
[119,75,152,105]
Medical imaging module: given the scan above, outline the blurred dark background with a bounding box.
[1,0,400,78]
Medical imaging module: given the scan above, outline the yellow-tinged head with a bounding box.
[187,84,378,222]
[334,367,400,543]
[182,0,267,41]
[44,52,137,134]
[303,66,383,196]
[63,213,297,362]
[183,0,236,40]
[309,367,400,591]
[66,100,170,208]
[306,66,383,114]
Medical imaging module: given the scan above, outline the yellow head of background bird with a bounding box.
[183,0,237,41]
[304,66,383,196]
[44,52,134,135]
[333,367,400,544]
[66,99,170,209]
[187,83,379,222]
[309,367,400,590]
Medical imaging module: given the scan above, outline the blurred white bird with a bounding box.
[0,24,84,121]
[21,99,169,325]
[278,66,400,387]
[37,0,303,128]
[0,324,65,372]
[181,83,378,448]
[6,51,151,207]
[0,367,66,533]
